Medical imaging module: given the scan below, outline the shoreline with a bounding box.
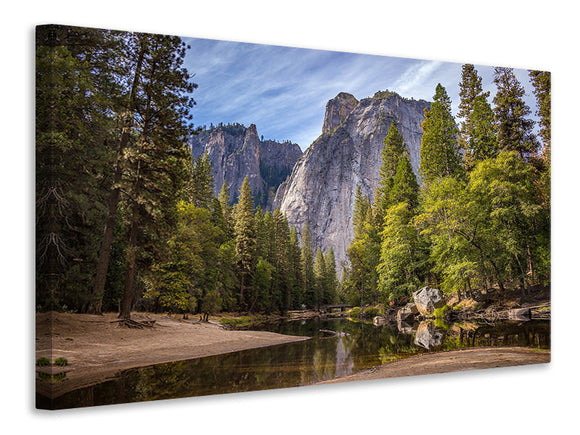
[315,346,550,386]
[36,311,551,401]
[36,312,309,399]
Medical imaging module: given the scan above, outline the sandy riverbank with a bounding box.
[316,346,550,386]
[35,312,309,398]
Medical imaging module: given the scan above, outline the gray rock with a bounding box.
[412,287,445,315]
[276,91,429,266]
[414,321,444,349]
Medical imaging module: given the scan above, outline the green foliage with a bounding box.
[377,202,423,301]
[37,357,50,367]
[389,154,419,208]
[433,305,451,319]
[419,84,462,184]
[54,357,68,367]
[375,121,406,220]
[493,67,537,158]
[458,65,498,168]
[343,187,380,306]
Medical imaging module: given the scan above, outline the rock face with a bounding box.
[412,287,445,315]
[276,91,429,266]
[190,123,302,209]
[322,92,359,134]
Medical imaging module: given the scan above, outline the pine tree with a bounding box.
[118,34,196,320]
[344,186,380,306]
[389,153,419,208]
[458,64,498,167]
[419,84,462,184]
[377,202,422,301]
[323,247,338,304]
[300,223,315,308]
[233,176,256,311]
[529,70,551,159]
[313,248,326,310]
[288,227,304,309]
[36,25,121,312]
[218,181,233,237]
[188,152,215,209]
[493,67,537,158]
[375,121,406,222]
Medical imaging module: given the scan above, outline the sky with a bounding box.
[182,36,540,151]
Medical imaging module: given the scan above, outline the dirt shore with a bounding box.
[316,346,550,386]
[35,312,309,398]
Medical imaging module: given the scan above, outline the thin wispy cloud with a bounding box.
[182,37,540,150]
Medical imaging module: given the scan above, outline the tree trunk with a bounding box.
[119,184,141,320]
[87,43,146,314]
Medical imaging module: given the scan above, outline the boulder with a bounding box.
[414,321,445,349]
[412,287,445,315]
[397,303,419,322]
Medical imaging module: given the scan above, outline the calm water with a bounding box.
[36,318,549,409]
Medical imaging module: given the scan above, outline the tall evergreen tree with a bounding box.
[529,70,551,159]
[188,152,215,209]
[233,176,256,311]
[375,121,406,221]
[493,67,537,158]
[313,248,326,310]
[36,25,122,312]
[323,247,338,304]
[419,84,462,184]
[288,227,304,309]
[344,186,380,306]
[118,34,196,320]
[300,223,315,308]
[218,181,233,237]
[458,64,498,167]
[389,153,419,208]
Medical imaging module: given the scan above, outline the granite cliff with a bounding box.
[190,123,302,209]
[275,91,430,268]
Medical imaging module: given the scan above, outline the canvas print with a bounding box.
[35,24,551,410]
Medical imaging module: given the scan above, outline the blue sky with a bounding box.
[182,37,539,150]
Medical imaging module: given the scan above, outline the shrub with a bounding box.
[54,357,68,367]
[36,357,50,367]
[433,305,451,319]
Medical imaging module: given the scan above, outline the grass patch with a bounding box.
[36,357,50,367]
[220,315,270,329]
[348,306,383,320]
[54,357,68,367]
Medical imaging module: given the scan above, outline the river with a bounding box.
[36,317,549,409]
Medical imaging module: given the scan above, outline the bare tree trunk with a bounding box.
[119,162,142,320]
[87,44,146,314]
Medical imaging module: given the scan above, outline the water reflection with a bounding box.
[414,322,445,349]
[37,318,549,409]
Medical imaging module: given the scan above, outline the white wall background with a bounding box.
[4,1,577,433]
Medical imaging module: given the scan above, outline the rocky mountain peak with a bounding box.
[277,91,430,267]
[322,92,359,134]
[189,123,302,210]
